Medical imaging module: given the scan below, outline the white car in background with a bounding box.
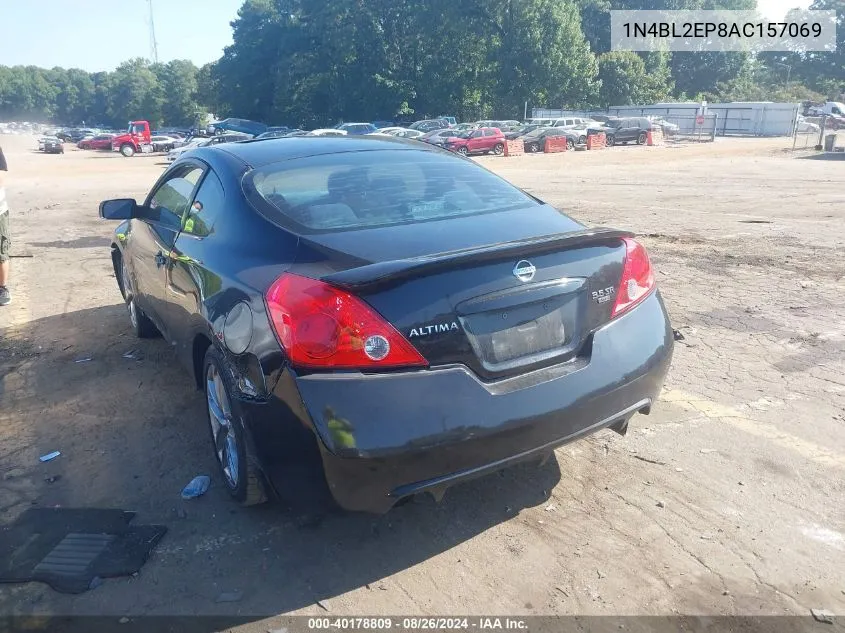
[167,133,250,162]
[307,129,348,136]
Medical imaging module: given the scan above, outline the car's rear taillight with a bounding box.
[611,238,656,318]
[265,273,428,370]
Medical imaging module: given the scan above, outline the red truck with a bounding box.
[111,121,153,157]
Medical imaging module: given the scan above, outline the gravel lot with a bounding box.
[0,135,843,627]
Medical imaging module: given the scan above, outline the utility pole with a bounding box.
[148,0,159,64]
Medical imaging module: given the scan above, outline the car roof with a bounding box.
[211,135,437,168]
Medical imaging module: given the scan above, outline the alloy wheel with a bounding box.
[206,363,240,489]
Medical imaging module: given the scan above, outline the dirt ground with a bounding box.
[0,134,843,627]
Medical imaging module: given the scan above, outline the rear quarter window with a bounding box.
[243,149,539,234]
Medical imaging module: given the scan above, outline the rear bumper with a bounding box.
[287,290,673,513]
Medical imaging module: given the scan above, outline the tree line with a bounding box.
[0,0,842,128]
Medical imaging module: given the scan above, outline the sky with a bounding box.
[0,0,815,72]
[0,0,244,72]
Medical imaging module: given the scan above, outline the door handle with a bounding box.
[155,251,167,267]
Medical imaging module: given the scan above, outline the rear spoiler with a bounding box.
[322,227,634,291]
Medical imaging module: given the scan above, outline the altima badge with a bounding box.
[513,260,536,282]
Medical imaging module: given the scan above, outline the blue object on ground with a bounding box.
[181,475,211,499]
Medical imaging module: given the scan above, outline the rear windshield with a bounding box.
[244,149,539,233]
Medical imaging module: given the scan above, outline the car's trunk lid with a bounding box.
[292,209,631,380]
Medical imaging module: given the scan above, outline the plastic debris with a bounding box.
[180,475,210,499]
[810,609,834,624]
[122,349,143,360]
[672,329,686,341]
[656,501,665,508]
[39,451,61,462]
[44,475,61,484]
[316,599,331,611]
[74,357,93,363]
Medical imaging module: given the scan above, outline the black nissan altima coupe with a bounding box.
[100,136,673,513]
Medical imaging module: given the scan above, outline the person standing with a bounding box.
[0,144,10,305]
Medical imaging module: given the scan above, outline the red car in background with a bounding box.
[78,134,116,150]
[443,127,505,156]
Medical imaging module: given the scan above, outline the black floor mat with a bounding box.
[0,508,166,593]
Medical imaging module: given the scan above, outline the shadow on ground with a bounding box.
[0,304,559,623]
[30,237,112,249]
[797,152,845,161]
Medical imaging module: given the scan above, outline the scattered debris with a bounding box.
[672,329,686,341]
[700,533,714,541]
[122,349,143,361]
[555,586,569,597]
[722,590,730,596]
[545,504,557,512]
[632,455,667,466]
[597,570,606,579]
[119,617,130,625]
[675,467,684,472]
[738,481,745,486]
[88,576,103,590]
[181,475,211,499]
[39,451,61,463]
[73,357,93,363]
[656,501,665,508]
[810,609,834,624]
[316,599,331,611]
[215,591,243,603]
[700,448,717,454]
[44,475,61,484]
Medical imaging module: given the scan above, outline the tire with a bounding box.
[203,346,268,506]
[606,135,615,147]
[120,258,159,338]
[457,146,469,156]
[578,135,586,145]
[637,132,647,145]
[80,144,90,150]
[120,143,135,157]
[566,139,574,150]
[528,142,541,153]
[492,143,504,156]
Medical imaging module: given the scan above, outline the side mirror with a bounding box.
[99,198,137,220]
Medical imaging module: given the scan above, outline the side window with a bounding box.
[182,170,225,238]
[147,165,204,236]
[471,130,483,138]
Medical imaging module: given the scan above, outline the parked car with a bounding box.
[518,127,576,153]
[99,135,672,513]
[552,117,591,128]
[410,119,449,133]
[167,133,250,162]
[282,130,308,137]
[150,135,179,152]
[78,133,116,150]
[505,124,542,140]
[443,127,506,156]
[438,116,457,126]
[421,129,460,148]
[69,129,97,142]
[209,118,267,136]
[308,129,348,137]
[603,118,652,146]
[795,116,820,134]
[336,123,378,135]
[647,118,679,136]
[42,137,65,154]
[257,130,291,139]
[392,129,425,140]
